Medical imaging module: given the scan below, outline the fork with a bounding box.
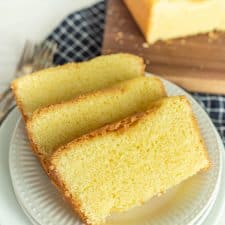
[0,40,57,124]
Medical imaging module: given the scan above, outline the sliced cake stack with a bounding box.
[26,76,165,169]
[12,53,210,225]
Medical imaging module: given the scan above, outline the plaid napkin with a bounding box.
[47,1,225,145]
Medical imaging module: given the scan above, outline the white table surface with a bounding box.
[0,1,224,224]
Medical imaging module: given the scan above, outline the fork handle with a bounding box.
[0,87,11,102]
[0,91,15,124]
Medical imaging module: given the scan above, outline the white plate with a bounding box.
[9,74,222,225]
[1,109,225,225]
[0,108,31,225]
[15,190,39,225]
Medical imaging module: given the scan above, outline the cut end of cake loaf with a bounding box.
[26,76,166,168]
[11,53,145,120]
[50,96,210,225]
[124,0,225,44]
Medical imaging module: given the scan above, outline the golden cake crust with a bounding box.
[11,82,28,121]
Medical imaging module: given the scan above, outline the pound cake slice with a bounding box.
[27,76,166,168]
[11,53,144,120]
[50,96,210,225]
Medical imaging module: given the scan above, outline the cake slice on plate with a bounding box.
[124,0,225,44]
[11,53,145,120]
[50,96,210,225]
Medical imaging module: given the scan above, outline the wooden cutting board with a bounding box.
[102,0,225,94]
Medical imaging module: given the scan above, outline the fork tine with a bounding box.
[15,41,36,77]
[29,43,37,62]
[33,41,57,71]
[33,45,45,71]
[41,43,57,69]
[16,41,31,73]
[32,42,45,71]
[42,43,56,63]
[39,41,54,58]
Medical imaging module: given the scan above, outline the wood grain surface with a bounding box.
[102,0,225,94]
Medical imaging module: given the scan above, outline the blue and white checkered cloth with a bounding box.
[47,1,225,145]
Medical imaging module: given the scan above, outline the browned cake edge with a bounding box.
[25,124,50,171]
[49,165,95,225]
[49,96,211,225]
[123,0,153,41]
[11,53,145,121]
[11,82,29,121]
[187,101,212,171]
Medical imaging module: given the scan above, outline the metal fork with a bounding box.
[0,40,57,124]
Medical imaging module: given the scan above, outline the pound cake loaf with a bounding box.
[124,0,225,44]
[50,96,210,225]
[27,76,166,168]
[11,53,145,120]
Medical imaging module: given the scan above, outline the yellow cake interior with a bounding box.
[51,96,210,225]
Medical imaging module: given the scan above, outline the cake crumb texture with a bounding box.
[51,96,210,225]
